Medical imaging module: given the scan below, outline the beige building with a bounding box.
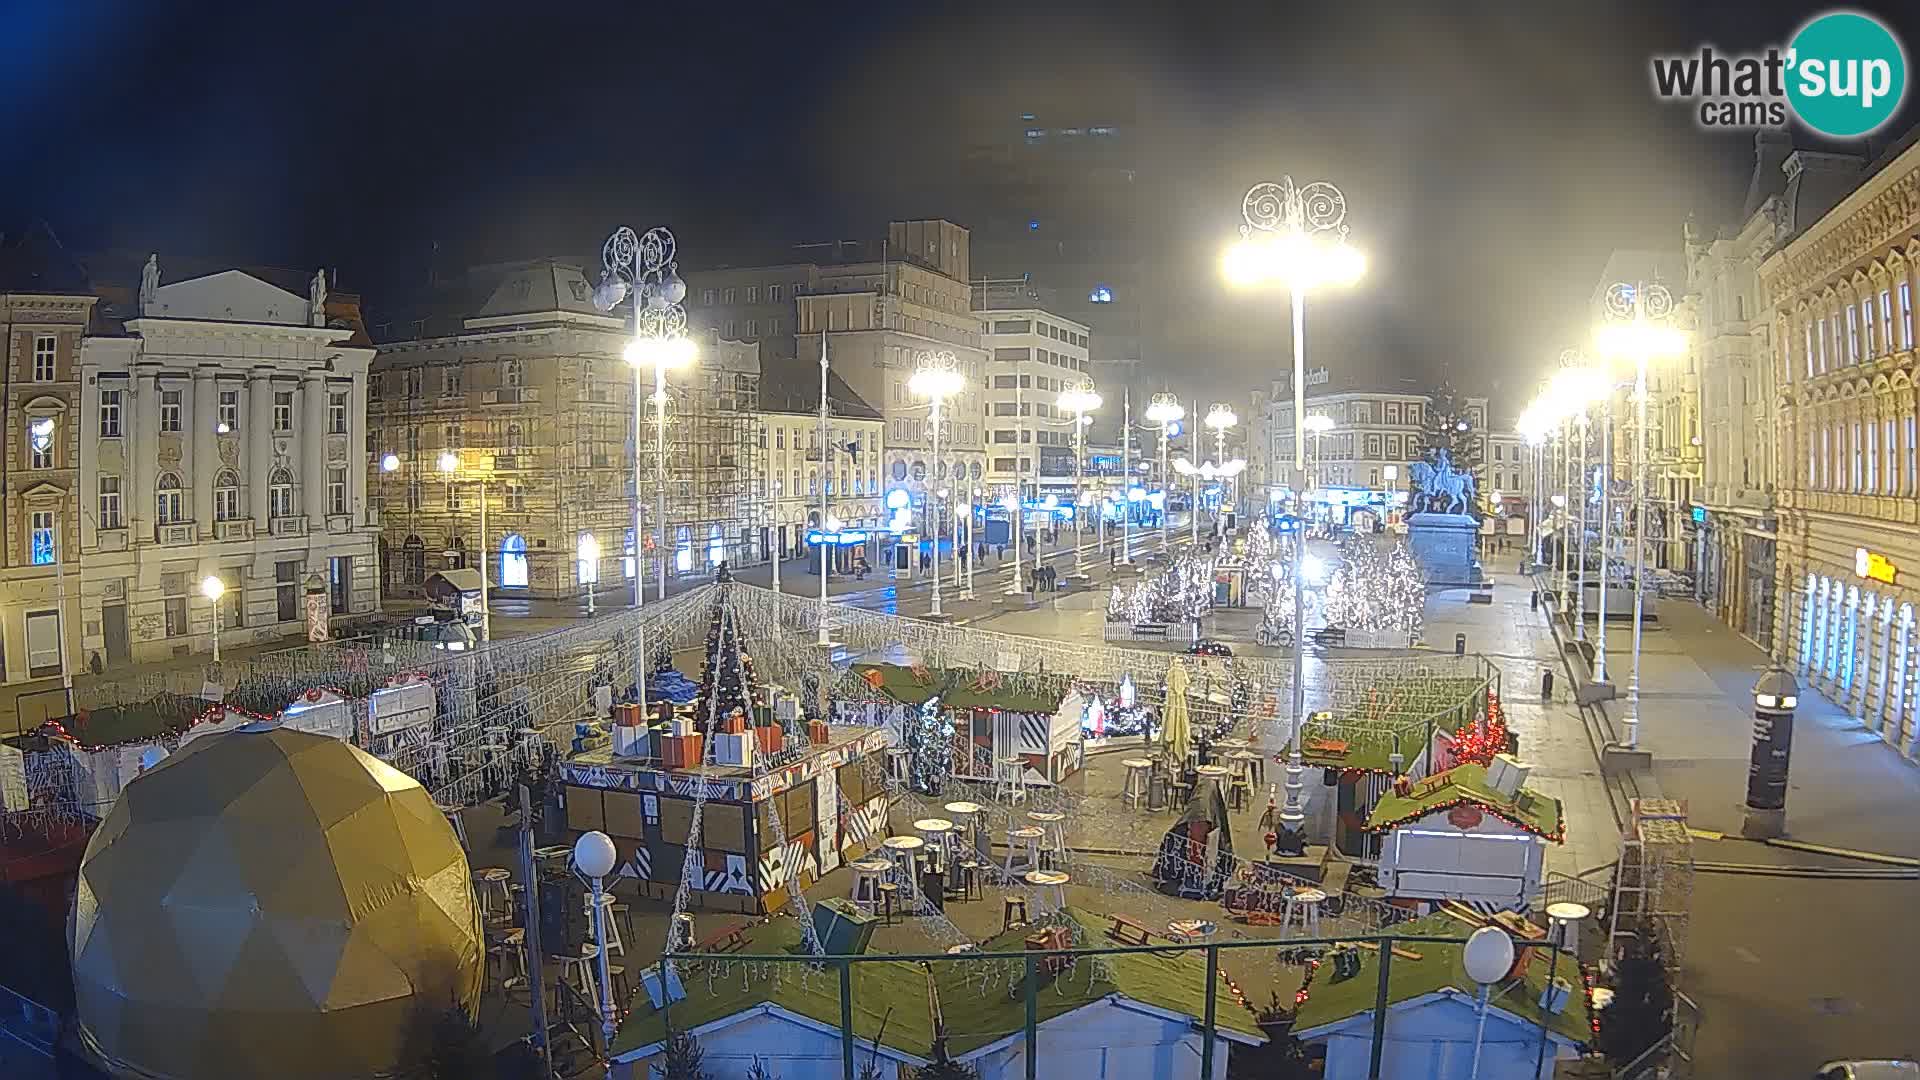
[370,261,766,601]
[755,364,884,559]
[975,300,1092,498]
[0,227,96,683]
[75,259,380,671]
[1761,140,1920,750]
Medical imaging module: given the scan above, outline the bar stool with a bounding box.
[943,800,987,864]
[992,756,1029,806]
[1282,887,1326,938]
[1024,869,1070,919]
[886,746,912,786]
[473,868,512,923]
[1003,825,1043,876]
[1121,758,1154,809]
[1002,894,1030,933]
[1026,811,1066,869]
[436,802,470,851]
[563,944,602,1009]
[494,927,528,995]
[581,891,625,957]
[875,882,901,924]
[1227,770,1252,812]
[956,860,984,902]
[849,857,890,912]
[881,835,924,904]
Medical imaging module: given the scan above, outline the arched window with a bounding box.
[268,467,294,520]
[213,470,240,521]
[502,358,524,388]
[403,534,426,585]
[506,422,524,450]
[155,472,184,524]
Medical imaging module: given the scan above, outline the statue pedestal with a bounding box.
[1406,513,1482,586]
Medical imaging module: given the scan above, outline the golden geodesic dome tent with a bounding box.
[69,724,484,1080]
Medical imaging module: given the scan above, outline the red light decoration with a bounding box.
[1448,690,1509,769]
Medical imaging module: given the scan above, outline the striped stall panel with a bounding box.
[757,836,818,892]
[841,796,887,849]
[1018,711,1050,755]
[617,843,651,881]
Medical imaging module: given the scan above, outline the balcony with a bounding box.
[326,514,353,534]
[215,519,254,542]
[97,528,128,552]
[492,454,522,471]
[155,523,196,547]
[269,515,309,537]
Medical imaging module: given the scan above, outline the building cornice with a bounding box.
[1761,148,1920,303]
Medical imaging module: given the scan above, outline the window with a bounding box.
[445,479,462,512]
[276,561,300,622]
[269,468,294,519]
[214,471,239,521]
[775,428,785,450]
[702,289,715,305]
[504,484,526,511]
[29,511,55,565]
[746,285,759,302]
[1805,321,1816,377]
[164,597,188,638]
[503,358,524,388]
[156,472,184,524]
[160,389,182,432]
[1816,318,1828,372]
[1881,289,1895,352]
[406,479,422,511]
[31,335,55,382]
[768,284,782,303]
[27,417,54,469]
[404,369,423,399]
[444,422,462,449]
[1903,283,1915,351]
[1861,298,1876,358]
[274,392,293,431]
[1853,422,1863,490]
[1867,421,1878,491]
[1908,417,1917,494]
[328,467,348,515]
[441,365,462,398]
[1884,417,1898,494]
[98,476,123,529]
[746,319,758,337]
[218,390,239,432]
[723,288,737,303]
[99,389,122,437]
[328,391,348,434]
[724,320,738,338]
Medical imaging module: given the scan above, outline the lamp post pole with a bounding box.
[910,350,962,618]
[655,368,669,602]
[1595,395,1613,682]
[1574,408,1590,642]
[632,363,647,608]
[819,331,832,645]
[1228,175,1364,835]
[930,396,946,618]
[1121,388,1133,564]
[1012,366,1025,594]
[961,482,975,600]
[1189,398,1201,549]
[1147,393,1183,555]
[1559,414,1573,610]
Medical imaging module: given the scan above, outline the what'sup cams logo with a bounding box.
[1652,10,1907,137]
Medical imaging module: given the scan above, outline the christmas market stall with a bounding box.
[1152,782,1236,899]
[832,662,1079,788]
[1366,758,1563,911]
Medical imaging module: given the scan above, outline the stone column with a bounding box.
[132,366,159,542]
[192,367,216,536]
[249,367,273,525]
[302,371,327,523]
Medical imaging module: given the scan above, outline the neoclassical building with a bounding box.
[1763,143,1920,756]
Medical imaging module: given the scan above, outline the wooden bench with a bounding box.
[1308,627,1348,647]
[1107,914,1153,947]
[694,926,747,955]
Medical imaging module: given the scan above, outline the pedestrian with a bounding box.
[1109,550,1118,571]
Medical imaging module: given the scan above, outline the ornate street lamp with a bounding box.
[1144,393,1184,553]
[437,450,490,642]
[1596,281,1686,750]
[909,350,964,619]
[1057,379,1103,576]
[1224,175,1364,837]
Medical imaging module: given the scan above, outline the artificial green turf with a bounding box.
[1292,914,1591,1043]
[613,908,1265,1057]
[849,663,1066,714]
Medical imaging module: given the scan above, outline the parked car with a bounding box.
[1816,1062,1920,1080]
[1187,639,1233,657]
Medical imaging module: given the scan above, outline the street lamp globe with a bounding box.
[199,575,225,602]
[1301,414,1335,436]
[380,453,400,473]
[573,830,617,879]
[1204,404,1237,432]
[625,335,697,371]
[578,533,600,563]
[907,351,964,399]
[437,451,459,474]
[1057,382,1102,416]
[1144,394,1184,427]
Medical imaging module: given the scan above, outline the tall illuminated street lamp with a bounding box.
[438,451,491,642]
[1057,380,1103,577]
[1550,363,1606,644]
[1224,175,1365,836]
[1144,394,1184,552]
[578,534,600,616]
[1301,413,1336,515]
[910,350,964,619]
[1596,281,1687,751]
[595,224,693,609]
[201,575,226,663]
[1204,403,1237,520]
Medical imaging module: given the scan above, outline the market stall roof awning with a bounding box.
[1364,762,1563,840]
[424,568,485,599]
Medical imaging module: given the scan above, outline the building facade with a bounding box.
[1762,142,1920,753]
[976,300,1092,499]
[0,228,96,683]
[756,364,884,559]
[76,262,380,670]
[371,261,766,602]
[795,221,989,530]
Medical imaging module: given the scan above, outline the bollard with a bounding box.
[1540,668,1554,702]
[1453,633,1466,657]
[1530,589,1540,611]
[1742,668,1799,838]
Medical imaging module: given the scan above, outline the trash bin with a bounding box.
[1541,668,1555,701]
[1530,589,1540,611]
[1454,633,1466,657]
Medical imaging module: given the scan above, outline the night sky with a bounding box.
[9,0,1919,412]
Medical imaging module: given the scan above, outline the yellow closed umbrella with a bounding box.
[1161,659,1192,765]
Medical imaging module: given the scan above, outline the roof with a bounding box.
[1293,914,1591,1044]
[424,568,485,595]
[613,908,1264,1060]
[1364,763,1563,841]
[759,361,880,420]
[468,259,608,322]
[849,662,1066,713]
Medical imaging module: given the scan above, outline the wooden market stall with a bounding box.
[559,725,891,914]
[835,663,1081,787]
[1366,758,1563,911]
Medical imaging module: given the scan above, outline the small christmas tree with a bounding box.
[1597,930,1674,1066]
[692,601,758,729]
[656,1031,709,1080]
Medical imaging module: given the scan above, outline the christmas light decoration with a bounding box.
[1446,691,1510,768]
